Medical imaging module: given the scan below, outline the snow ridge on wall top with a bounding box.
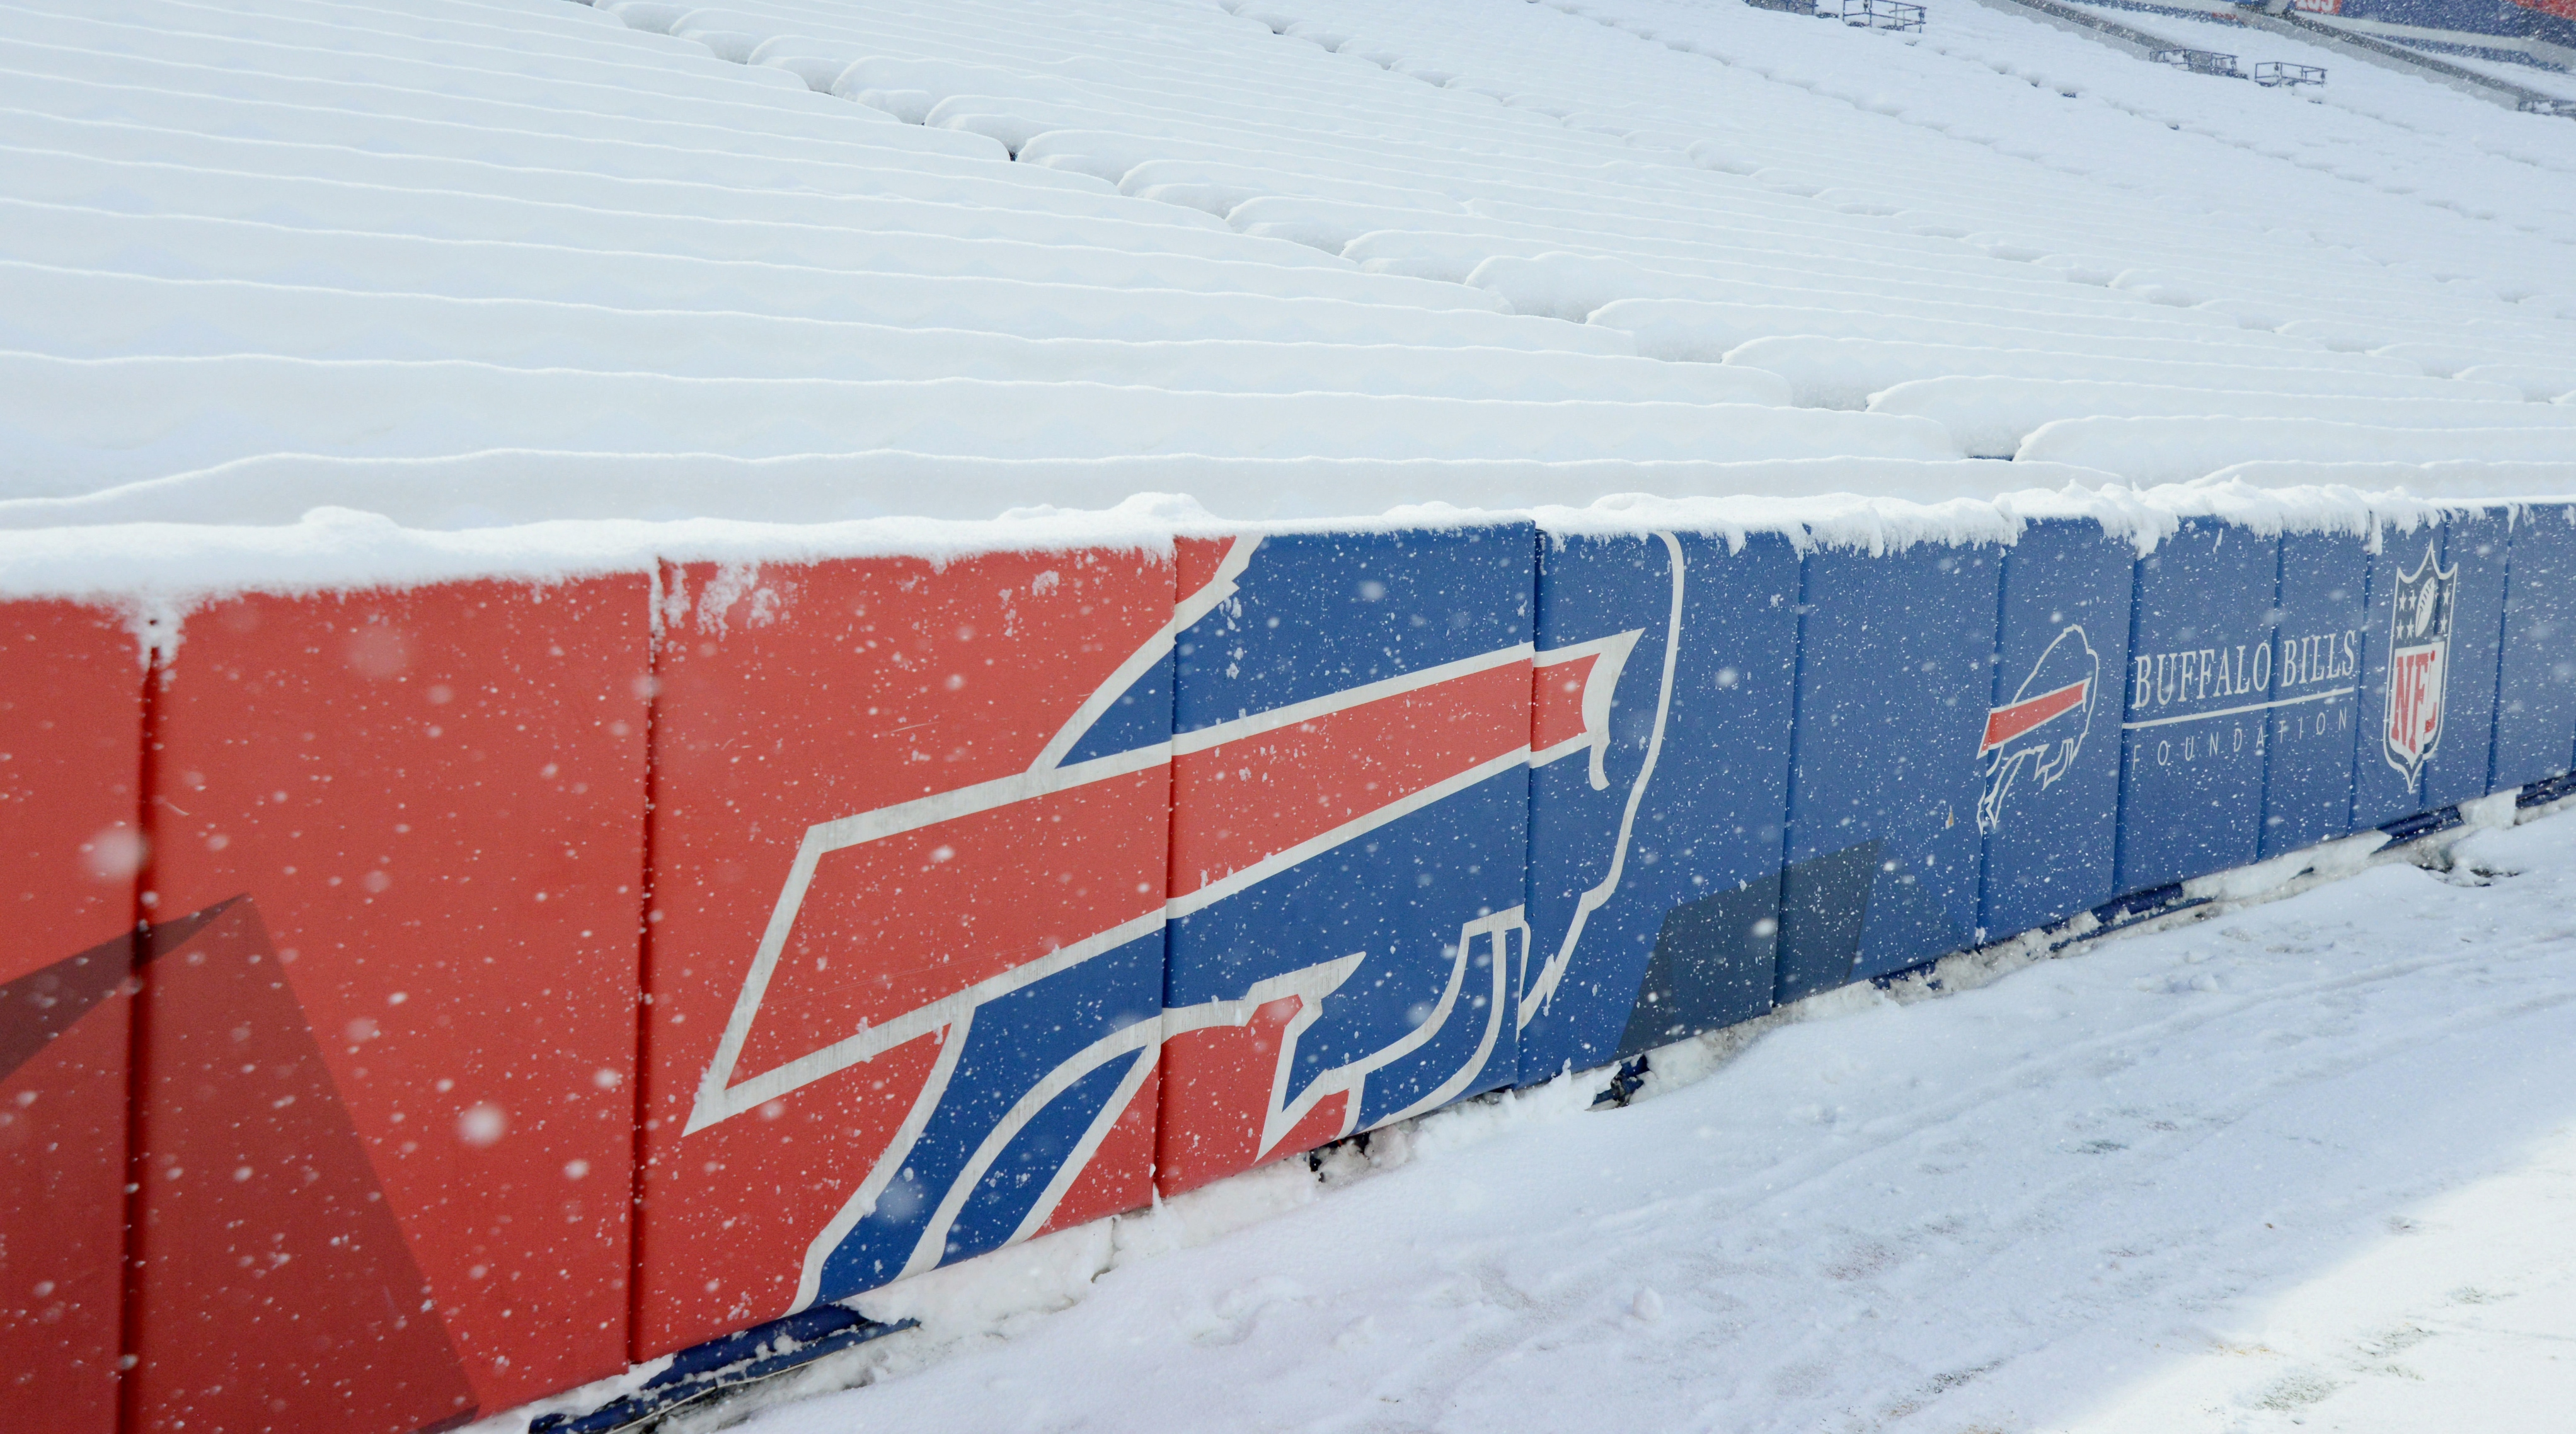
[0,0,2571,531]
[0,477,2505,603]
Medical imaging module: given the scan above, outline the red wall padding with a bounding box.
[129,579,650,1430]
[0,601,144,1434]
[635,549,1175,1358]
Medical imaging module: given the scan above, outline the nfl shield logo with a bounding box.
[2381,540,2458,792]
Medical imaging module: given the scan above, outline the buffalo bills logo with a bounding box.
[2382,541,2456,792]
[1518,533,1679,1025]
[1515,530,1801,1070]
[683,531,1535,1312]
[1977,623,2098,834]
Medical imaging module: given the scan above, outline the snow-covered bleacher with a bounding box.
[3,0,2572,520]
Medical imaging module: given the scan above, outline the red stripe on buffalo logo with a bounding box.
[1531,652,1599,755]
[1170,659,1531,902]
[1981,679,2089,754]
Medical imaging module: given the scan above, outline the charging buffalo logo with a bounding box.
[2381,541,2457,792]
[677,532,1534,1324]
[1977,624,2098,834]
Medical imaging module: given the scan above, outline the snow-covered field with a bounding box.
[611,801,2576,1434]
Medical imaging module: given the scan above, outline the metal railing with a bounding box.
[2151,46,2244,75]
[2252,59,2327,86]
[1841,0,1927,30]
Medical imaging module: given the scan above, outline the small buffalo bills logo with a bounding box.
[2382,541,2457,792]
[1977,624,2098,834]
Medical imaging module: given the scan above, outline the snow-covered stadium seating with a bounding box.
[3,0,2573,514]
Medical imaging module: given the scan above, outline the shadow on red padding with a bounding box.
[121,897,479,1434]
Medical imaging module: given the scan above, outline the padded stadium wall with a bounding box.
[3,488,2573,1433]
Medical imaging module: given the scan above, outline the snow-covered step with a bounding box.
[1013,130,1931,256]
[2375,343,2576,382]
[1329,219,2170,302]
[1589,298,2377,366]
[1870,377,2576,459]
[674,37,1614,170]
[2019,415,2576,484]
[8,0,872,120]
[1728,337,2473,410]
[0,352,1952,496]
[1253,205,2168,314]
[2456,365,2576,403]
[1461,251,2258,330]
[0,20,1013,166]
[2,131,1457,305]
[0,262,1781,404]
[2275,315,2575,361]
[0,60,1132,203]
[0,201,1631,354]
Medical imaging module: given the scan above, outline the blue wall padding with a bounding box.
[2113,518,2282,894]
[1171,527,1532,728]
[2492,504,2576,791]
[1064,650,1173,764]
[1778,542,1999,1001]
[2354,515,2508,827]
[1977,519,2132,943]
[2258,529,2368,859]
[817,935,1165,1292]
[1173,780,1532,1129]
[1520,531,1800,1082]
[1166,525,1535,1131]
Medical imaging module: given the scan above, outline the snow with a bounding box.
[2202,458,2576,502]
[1597,299,2405,367]
[631,797,2576,1434]
[1877,375,2575,459]
[1771,341,2495,410]
[0,498,1185,611]
[6,0,2572,523]
[2021,415,2576,483]
[0,452,2147,530]
[0,473,2481,604]
[2456,364,2576,403]
[0,357,1954,496]
[1,0,2560,595]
